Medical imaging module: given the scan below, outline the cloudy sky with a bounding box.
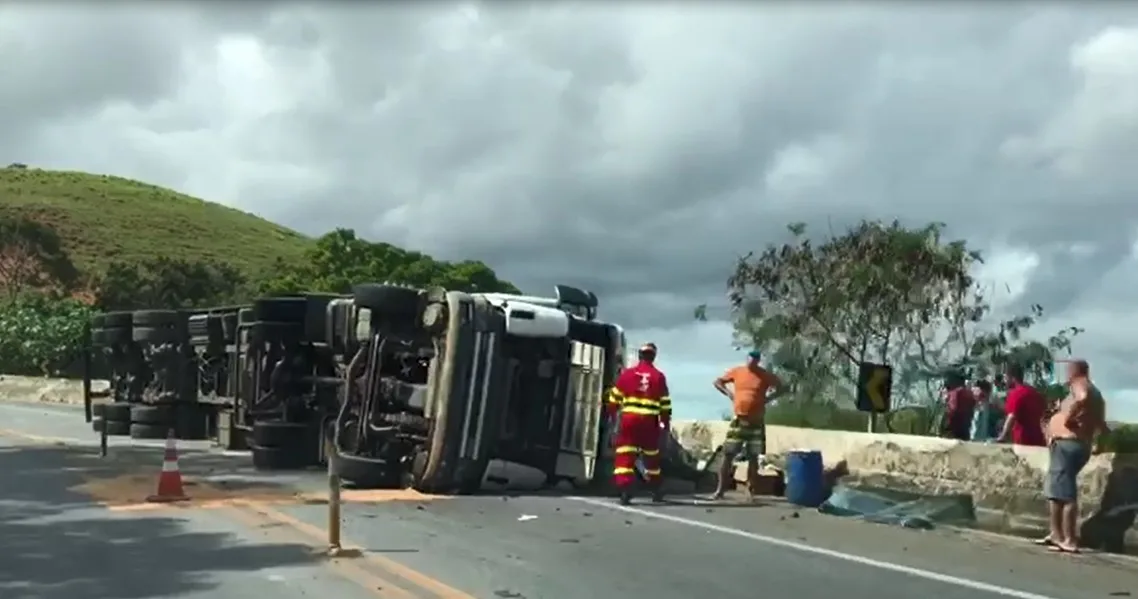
[4,2,1138,421]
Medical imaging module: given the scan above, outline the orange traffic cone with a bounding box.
[147,429,189,503]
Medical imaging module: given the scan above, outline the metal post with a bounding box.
[82,323,93,424]
[867,413,877,433]
[99,417,108,458]
[327,451,342,555]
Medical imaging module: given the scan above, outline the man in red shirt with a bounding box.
[997,363,1047,446]
[942,373,976,441]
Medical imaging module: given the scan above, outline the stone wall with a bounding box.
[672,419,1138,551]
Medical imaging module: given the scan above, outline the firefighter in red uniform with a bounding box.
[607,342,672,505]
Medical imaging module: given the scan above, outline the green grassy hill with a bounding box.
[1,167,312,277]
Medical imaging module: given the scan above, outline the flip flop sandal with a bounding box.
[1047,544,1081,554]
[1033,536,1056,546]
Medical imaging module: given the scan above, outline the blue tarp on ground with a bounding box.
[819,485,977,530]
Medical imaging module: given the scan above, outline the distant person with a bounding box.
[996,364,1046,447]
[710,350,785,500]
[1036,359,1109,554]
[942,374,976,441]
[970,380,999,442]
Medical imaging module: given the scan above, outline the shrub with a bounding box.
[1101,424,1138,454]
[0,294,94,376]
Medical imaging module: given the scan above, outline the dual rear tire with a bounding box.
[91,403,208,440]
[250,421,313,470]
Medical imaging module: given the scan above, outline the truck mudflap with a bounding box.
[414,293,506,494]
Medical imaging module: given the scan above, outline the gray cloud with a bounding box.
[4,3,1138,417]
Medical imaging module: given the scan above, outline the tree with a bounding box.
[0,215,80,298]
[698,219,1082,417]
[94,256,248,311]
[259,228,520,295]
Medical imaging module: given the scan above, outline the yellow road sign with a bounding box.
[856,362,893,413]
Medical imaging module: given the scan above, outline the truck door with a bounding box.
[555,340,606,485]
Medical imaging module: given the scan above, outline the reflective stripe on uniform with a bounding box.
[659,395,672,416]
[615,445,639,454]
[613,467,637,475]
[616,395,665,416]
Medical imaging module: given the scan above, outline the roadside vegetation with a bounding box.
[0,165,518,377]
[697,219,1138,452]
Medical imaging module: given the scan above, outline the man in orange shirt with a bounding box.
[711,350,785,500]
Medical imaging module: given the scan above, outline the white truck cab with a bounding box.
[326,282,622,494]
[456,285,621,491]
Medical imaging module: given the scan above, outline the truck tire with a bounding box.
[249,321,303,344]
[250,444,307,470]
[253,297,306,323]
[93,327,132,345]
[102,403,132,423]
[303,294,339,342]
[104,420,131,436]
[132,326,182,344]
[96,312,133,328]
[129,423,169,440]
[132,310,182,327]
[131,405,173,426]
[252,421,308,448]
[352,284,421,317]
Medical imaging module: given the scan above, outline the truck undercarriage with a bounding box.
[84,283,623,494]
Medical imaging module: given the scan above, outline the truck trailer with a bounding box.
[84,283,625,494]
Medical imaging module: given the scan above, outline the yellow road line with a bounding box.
[0,428,74,444]
[236,499,477,599]
[220,503,420,599]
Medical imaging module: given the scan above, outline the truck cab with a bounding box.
[327,283,623,494]
[415,285,624,493]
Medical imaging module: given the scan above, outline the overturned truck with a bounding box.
[85,284,626,493]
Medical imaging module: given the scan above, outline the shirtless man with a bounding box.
[1037,359,1109,553]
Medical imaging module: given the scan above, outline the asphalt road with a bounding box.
[1,400,1135,599]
